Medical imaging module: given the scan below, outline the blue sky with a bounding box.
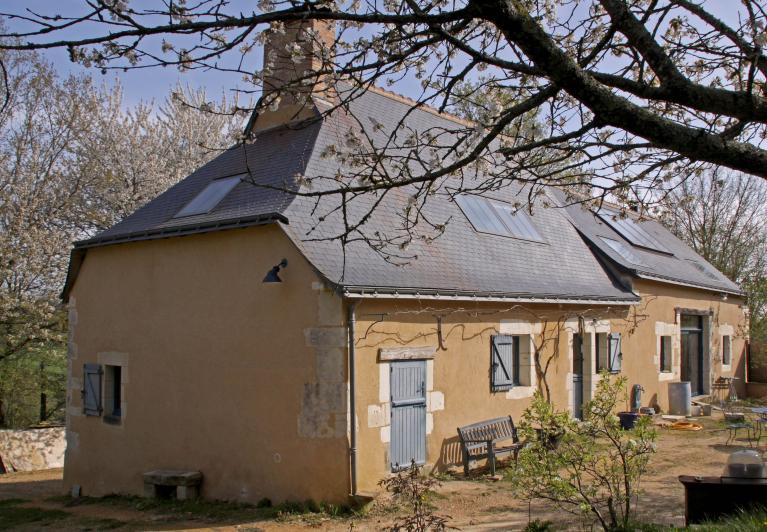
[3,1,741,107]
[5,0,261,105]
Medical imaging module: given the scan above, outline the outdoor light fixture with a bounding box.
[263,258,288,283]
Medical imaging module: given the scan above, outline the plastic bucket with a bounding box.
[669,382,692,416]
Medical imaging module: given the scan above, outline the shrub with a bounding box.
[512,374,657,531]
[255,497,272,508]
[378,461,452,531]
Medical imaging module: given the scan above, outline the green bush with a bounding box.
[512,374,657,531]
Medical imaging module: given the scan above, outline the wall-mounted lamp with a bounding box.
[263,258,288,283]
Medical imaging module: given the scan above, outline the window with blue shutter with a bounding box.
[608,333,622,373]
[83,363,103,416]
[491,335,516,391]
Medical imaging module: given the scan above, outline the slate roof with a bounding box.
[64,85,739,302]
[559,197,743,295]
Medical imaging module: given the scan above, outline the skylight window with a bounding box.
[455,194,545,243]
[491,201,545,242]
[685,259,720,280]
[174,175,241,218]
[599,237,646,267]
[597,211,671,254]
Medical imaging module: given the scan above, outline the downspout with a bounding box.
[347,300,358,496]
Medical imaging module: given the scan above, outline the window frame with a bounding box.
[660,335,673,373]
[490,334,518,392]
[103,364,123,424]
[456,194,546,243]
[173,174,241,218]
[597,210,672,255]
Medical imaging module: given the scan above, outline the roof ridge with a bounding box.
[364,84,476,129]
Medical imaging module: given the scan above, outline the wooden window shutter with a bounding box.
[83,363,103,416]
[609,333,622,373]
[491,335,515,391]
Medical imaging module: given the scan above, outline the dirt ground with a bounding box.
[0,414,752,531]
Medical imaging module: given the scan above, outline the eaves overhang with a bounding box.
[340,286,640,305]
[61,212,287,302]
[73,212,288,250]
[633,272,745,298]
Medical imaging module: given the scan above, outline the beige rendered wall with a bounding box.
[65,224,351,504]
[351,282,747,493]
[619,279,747,407]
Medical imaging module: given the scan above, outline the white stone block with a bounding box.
[428,391,445,412]
[368,404,386,428]
[379,363,390,403]
[505,386,535,400]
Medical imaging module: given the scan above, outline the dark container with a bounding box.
[618,411,640,430]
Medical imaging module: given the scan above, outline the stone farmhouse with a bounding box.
[61,20,747,504]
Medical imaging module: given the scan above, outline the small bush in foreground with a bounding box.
[513,375,657,531]
[379,460,452,531]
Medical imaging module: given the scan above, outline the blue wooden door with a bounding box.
[390,361,427,471]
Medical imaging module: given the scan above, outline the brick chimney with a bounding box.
[253,18,335,131]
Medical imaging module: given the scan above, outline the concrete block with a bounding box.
[428,391,444,412]
[368,404,386,428]
[97,351,129,367]
[304,327,347,348]
[379,363,390,403]
[298,383,346,438]
[500,320,543,335]
[315,347,344,383]
[176,485,199,500]
[505,386,535,400]
[317,290,343,326]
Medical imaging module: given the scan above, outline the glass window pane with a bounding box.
[597,211,671,254]
[599,236,646,267]
[175,175,241,218]
[455,195,509,236]
[491,201,545,242]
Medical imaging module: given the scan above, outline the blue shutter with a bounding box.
[83,363,103,416]
[491,335,515,391]
[609,333,622,373]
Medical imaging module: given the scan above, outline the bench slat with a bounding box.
[457,415,522,476]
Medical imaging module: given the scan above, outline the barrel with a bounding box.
[669,381,692,416]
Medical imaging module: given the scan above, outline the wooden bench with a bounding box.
[143,470,202,500]
[457,415,523,476]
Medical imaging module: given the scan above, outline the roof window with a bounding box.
[455,194,545,243]
[597,210,671,254]
[599,236,646,267]
[174,175,241,218]
[685,259,720,280]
